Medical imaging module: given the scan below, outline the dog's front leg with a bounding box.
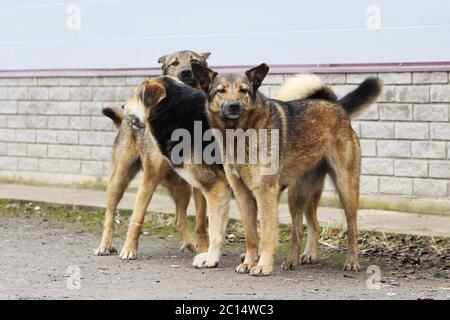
[192,180,230,269]
[250,181,279,276]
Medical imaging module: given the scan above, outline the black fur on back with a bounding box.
[148,77,222,169]
[337,78,382,115]
[307,86,337,102]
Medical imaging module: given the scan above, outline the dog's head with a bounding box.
[192,62,269,128]
[122,76,205,128]
[158,50,210,88]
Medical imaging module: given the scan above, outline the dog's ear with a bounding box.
[138,80,167,107]
[245,63,269,92]
[157,55,169,65]
[200,52,211,61]
[192,62,217,93]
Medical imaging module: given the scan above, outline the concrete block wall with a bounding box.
[0,72,449,199]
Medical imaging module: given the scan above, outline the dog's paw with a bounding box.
[94,246,117,256]
[235,263,255,274]
[301,251,317,264]
[240,253,246,263]
[192,253,219,269]
[280,259,299,270]
[343,256,361,271]
[181,241,196,253]
[119,247,138,260]
[249,264,273,277]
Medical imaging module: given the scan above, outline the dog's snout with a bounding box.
[222,102,243,119]
[180,69,193,80]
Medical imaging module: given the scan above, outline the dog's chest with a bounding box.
[227,164,261,190]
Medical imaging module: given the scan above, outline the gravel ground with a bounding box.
[0,213,448,300]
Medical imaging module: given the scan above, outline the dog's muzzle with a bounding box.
[221,103,243,120]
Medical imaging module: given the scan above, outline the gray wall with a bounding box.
[1,0,450,70]
[0,72,449,199]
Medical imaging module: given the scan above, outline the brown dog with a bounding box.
[192,63,382,276]
[94,50,211,259]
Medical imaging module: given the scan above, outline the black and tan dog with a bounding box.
[122,76,231,268]
[94,50,211,259]
[192,63,382,276]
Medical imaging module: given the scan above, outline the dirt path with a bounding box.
[0,215,448,300]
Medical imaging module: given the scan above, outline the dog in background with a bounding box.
[192,63,382,276]
[94,50,211,259]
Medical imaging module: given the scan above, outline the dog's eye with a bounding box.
[216,88,226,94]
[239,88,249,94]
[171,61,179,67]
[191,59,200,64]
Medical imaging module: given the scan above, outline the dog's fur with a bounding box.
[192,63,382,276]
[123,76,231,268]
[94,50,211,259]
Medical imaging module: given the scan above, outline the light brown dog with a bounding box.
[192,63,382,276]
[94,50,211,259]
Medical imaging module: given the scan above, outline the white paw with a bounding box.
[192,252,220,269]
[94,246,117,256]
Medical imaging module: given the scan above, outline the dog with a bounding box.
[94,50,211,259]
[192,63,382,276]
[122,76,231,268]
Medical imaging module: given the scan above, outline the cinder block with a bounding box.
[17,78,37,86]
[38,78,59,86]
[69,116,91,130]
[359,139,376,157]
[27,144,47,157]
[81,102,103,115]
[7,115,26,128]
[319,73,346,84]
[0,88,8,99]
[354,104,379,120]
[89,146,112,161]
[380,73,411,84]
[15,129,35,142]
[56,131,78,145]
[81,160,104,175]
[126,77,148,86]
[411,141,446,159]
[91,116,115,131]
[413,104,449,122]
[360,175,379,194]
[379,104,412,121]
[430,123,450,140]
[378,86,395,102]
[361,158,394,175]
[395,122,429,140]
[0,78,18,86]
[0,128,15,141]
[264,74,284,85]
[8,87,28,100]
[28,87,49,100]
[93,87,116,101]
[376,140,411,158]
[394,160,428,178]
[7,143,27,156]
[413,178,448,197]
[36,130,57,143]
[59,78,81,86]
[0,101,18,114]
[68,146,91,160]
[102,77,127,86]
[429,161,450,179]
[0,142,6,155]
[0,115,6,127]
[80,77,103,86]
[430,85,450,102]
[395,86,429,103]
[413,72,448,84]
[0,156,17,170]
[48,145,70,159]
[48,116,69,129]
[330,85,357,98]
[70,87,92,101]
[38,159,80,174]
[115,87,134,101]
[55,102,80,115]
[48,87,70,100]
[26,116,47,129]
[360,122,394,139]
[380,177,413,195]
[18,158,38,171]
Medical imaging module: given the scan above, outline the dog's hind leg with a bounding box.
[119,163,159,260]
[95,157,140,256]
[168,183,196,253]
[193,188,208,253]
[301,189,323,264]
[281,184,306,270]
[327,134,362,271]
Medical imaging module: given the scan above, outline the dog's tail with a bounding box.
[275,74,383,116]
[102,107,124,129]
[275,74,337,102]
[337,78,383,116]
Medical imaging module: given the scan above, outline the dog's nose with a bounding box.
[180,69,193,80]
[223,103,243,119]
[227,103,242,114]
